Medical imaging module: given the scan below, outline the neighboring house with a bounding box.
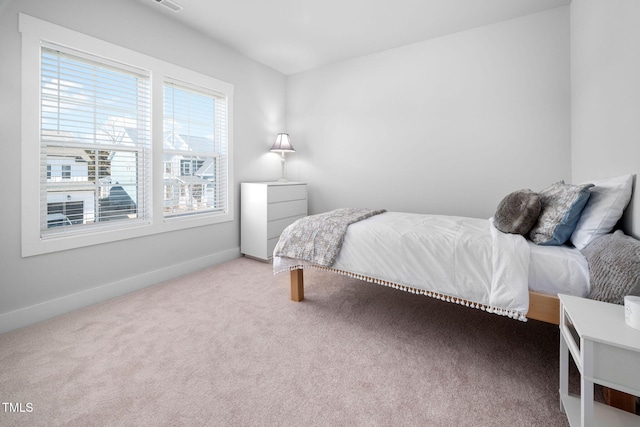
[45,145,95,226]
[163,132,218,215]
[98,184,136,221]
[44,127,219,228]
[44,126,140,227]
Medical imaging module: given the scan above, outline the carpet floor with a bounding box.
[0,257,582,426]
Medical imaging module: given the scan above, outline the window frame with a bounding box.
[20,13,234,257]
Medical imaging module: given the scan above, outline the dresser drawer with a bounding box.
[268,214,305,240]
[267,199,307,221]
[268,184,307,203]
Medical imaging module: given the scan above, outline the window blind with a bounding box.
[40,44,151,236]
[163,80,229,218]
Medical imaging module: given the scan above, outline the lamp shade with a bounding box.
[270,133,295,152]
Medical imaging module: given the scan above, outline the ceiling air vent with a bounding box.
[154,0,183,13]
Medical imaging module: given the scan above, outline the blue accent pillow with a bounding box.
[529,181,594,246]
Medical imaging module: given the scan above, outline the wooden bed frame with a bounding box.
[288,269,561,325]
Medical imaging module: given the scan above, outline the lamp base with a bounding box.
[278,153,288,182]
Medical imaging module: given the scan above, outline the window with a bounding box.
[163,81,228,218]
[60,165,71,179]
[179,159,205,177]
[40,45,151,233]
[20,14,234,256]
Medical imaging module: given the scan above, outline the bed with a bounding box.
[272,175,635,325]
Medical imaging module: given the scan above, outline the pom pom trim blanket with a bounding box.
[274,211,531,321]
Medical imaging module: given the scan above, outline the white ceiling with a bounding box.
[136,0,571,75]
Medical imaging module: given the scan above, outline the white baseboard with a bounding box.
[0,248,241,335]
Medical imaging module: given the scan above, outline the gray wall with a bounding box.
[286,7,571,219]
[570,0,640,238]
[0,0,286,332]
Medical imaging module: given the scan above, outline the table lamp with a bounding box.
[270,133,295,181]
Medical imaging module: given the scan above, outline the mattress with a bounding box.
[528,242,590,297]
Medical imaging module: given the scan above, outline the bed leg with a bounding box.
[290,269,304,302]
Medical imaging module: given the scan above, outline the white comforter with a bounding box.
[274,212,531,320]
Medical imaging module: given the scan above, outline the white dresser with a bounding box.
[241,182,307,261]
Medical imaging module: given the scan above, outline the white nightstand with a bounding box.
[240,182,307,261]
[559,294,640,426]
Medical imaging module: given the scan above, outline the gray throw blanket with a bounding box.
[273,208,386,267]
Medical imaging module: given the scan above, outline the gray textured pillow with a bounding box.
[628,283,640,297]
[494,190,541,235]
[582,230,640,305]
[529,181,594,246]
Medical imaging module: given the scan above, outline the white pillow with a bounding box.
[570,174,634,250]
